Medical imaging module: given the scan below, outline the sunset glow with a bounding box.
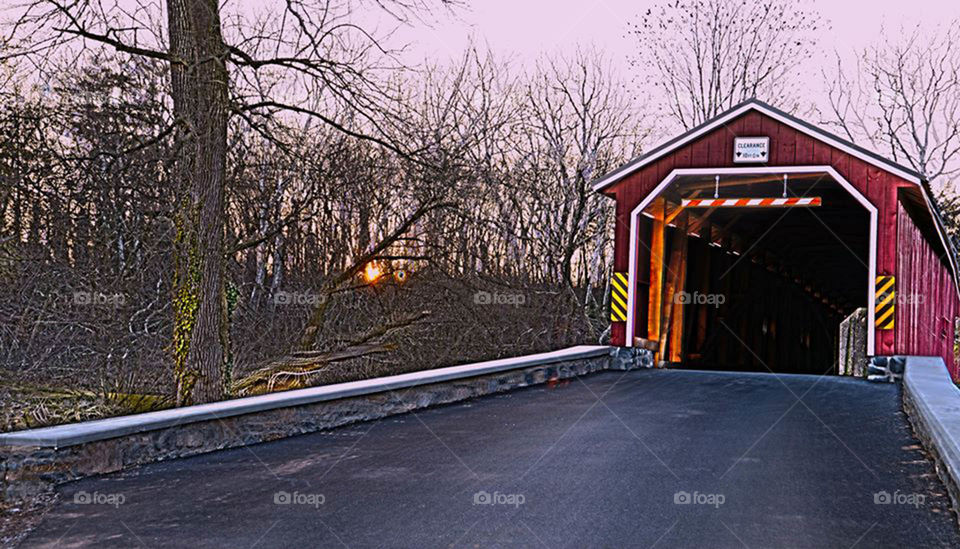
[363,263,382,283]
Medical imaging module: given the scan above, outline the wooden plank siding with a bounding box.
[897,200,959,377]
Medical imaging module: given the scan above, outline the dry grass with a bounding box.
[0,376,171,432]
[0,270,604,432]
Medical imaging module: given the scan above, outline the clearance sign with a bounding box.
[733,137,769,163]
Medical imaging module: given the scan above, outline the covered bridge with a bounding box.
[595,99,960,378]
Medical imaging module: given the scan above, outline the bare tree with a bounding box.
[6,0,457,404]
[0,28,644,421]
[229,50,491,394]
[518,49,645,290]
[630,0,825,130]
[824,20,960,183]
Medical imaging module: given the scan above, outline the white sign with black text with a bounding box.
[733,137,769,163]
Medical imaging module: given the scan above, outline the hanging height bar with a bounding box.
[681,197,822,208]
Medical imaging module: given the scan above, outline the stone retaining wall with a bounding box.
[2,346,651,503]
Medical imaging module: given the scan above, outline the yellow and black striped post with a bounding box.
[875,275,895,330]
[610,272,628,322]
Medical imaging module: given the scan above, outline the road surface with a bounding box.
[22,369,960,548]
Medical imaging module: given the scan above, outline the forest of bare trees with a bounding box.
[1,0,959,429]
[0,0,645,426]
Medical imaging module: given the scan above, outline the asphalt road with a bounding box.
[22,369,960,548]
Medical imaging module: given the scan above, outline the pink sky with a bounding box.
[385,0,959,67]
[369,0,960,165]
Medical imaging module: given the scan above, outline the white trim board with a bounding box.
[592,100,923,193]
[625,166,878,357]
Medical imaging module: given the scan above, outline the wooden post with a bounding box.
[658,213,688,364]
[695,223,712,353]
[648,198,666,343]
[737,262,751,368]
[669,214,689,362]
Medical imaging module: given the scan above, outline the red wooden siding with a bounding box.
[896,201,959,377]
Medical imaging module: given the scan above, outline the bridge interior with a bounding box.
[636,172,870,374]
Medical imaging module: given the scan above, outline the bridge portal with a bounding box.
[595,100,960,376]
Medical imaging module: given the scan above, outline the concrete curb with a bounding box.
[902,356,960,526]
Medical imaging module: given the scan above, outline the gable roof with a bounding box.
[591,98,924,193]
[592,98,960,297]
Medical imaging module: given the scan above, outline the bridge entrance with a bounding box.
[596,100,960,378]
[626,167,874,374]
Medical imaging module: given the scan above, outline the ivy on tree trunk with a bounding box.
[168,0,230,405]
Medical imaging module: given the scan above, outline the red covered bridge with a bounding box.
[595,99,960,378]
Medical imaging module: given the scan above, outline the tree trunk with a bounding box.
[167,0,230,405]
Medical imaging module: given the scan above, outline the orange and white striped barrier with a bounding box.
[681,197,821,208]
